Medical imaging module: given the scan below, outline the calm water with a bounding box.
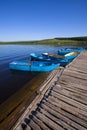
[1,44,84,104]
[0,44,66,104]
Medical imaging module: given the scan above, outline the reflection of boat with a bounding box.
[9,61,60,72]
[57,47,84,55]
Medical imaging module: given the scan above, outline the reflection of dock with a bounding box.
[14,51,87,130]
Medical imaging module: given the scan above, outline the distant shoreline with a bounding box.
[0,36,87,46]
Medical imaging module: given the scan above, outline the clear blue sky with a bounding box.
[0,0,87,41]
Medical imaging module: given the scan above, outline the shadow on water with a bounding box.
[0,68,40,104]
[0,44,59,105]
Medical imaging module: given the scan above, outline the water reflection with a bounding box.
[0,44,60,104]
[0,44,84,104]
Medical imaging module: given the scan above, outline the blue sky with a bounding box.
[0,0,87,41]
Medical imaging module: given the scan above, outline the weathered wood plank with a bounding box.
[24,118,41,130]
[63,69,87,80]
[51,91,87,111]
[59,74,87,86]
[31,115,51,130]
[58,80,87,91]
[14,125,23,130]
[36,111,64,130]
[53,87,87,105]
[39,106,75,130]
[55,84,87,96]
[25,125,31,130]
[42,100,87,128]
[68,65,87,73]
[45,96,87,122]
[47,96,87,121]
[40,103,87,130]
[67,67,87,74]
[21,123,31,130]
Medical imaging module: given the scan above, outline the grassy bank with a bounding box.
[0,36,87,46]
[0,72,49,130]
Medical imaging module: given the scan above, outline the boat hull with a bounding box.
[9,61,60,72]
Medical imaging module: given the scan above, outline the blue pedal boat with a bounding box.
[9,61,60,72]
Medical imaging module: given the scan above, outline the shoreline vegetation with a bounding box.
[0,36,87,46]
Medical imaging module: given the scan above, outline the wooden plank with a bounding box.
[55,84,87,99]
[63,72,87,81]
[70,62,87,68]
[26,125,31,130]
[39,106,75,130]
[53,87,87,105]
[67,65,87,74]
[20,123,31,130]
[40,103,87,130]
[59,74,87,86]
[36,111,64,130]
[68,68,87,74]
[51,90,87,111]
[42,100,87,128]
[58,80,87,91]
[63,69,87,80]
[14,125,23,130]
[47,96,87,121]
[31,115,51,130]
[68,65,87,73]
[24,118,41,130]
[45,97,87,122]
[67,67,87,74]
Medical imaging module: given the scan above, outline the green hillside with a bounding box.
[55,36,87,41]
[0,36,87,46]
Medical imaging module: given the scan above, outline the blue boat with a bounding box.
[30,53,67,61]
[42,52,79,61]
[30,53,70,67]
[30,52,79,66]
[57,47,84,55]
[30,53,52,61]
[64,51,80,61]
[9,61,60,72]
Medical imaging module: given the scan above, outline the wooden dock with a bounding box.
[13,51,87,130]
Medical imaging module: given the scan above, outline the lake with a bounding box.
[0,44,66,104]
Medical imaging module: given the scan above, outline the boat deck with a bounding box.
[14,51,87,130]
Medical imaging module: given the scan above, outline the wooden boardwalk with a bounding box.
[13,51,87,130]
